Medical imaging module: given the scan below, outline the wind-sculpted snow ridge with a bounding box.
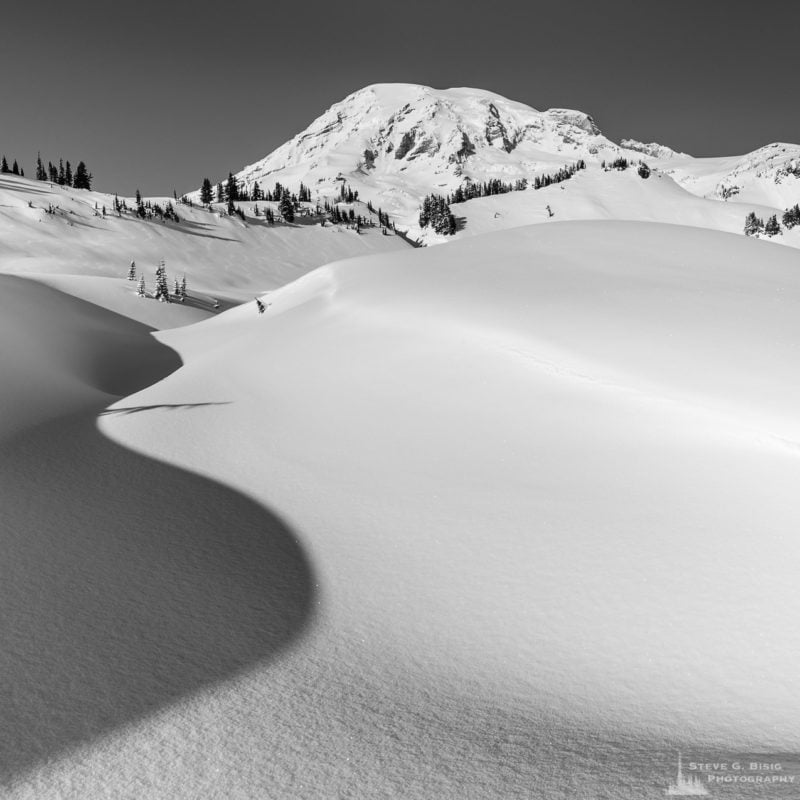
[0,276,315,791]
[54,220,800,799]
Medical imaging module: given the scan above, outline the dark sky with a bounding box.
[2,0,797,195]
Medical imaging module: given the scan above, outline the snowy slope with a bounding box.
[0,172,409,324]
[660,141,800,206]
[9,221,793,798]
[450,162,800,247]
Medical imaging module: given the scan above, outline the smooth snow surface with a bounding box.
[6,221,798,798]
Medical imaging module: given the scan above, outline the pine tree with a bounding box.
[216,182,224,203]
[764,215,781,236]
[200,178,213,205]
[225,172,238,202]
[11,160,19,175]
[58,160,66,185]
[73,161,91,190]
[36,153,46,181]
[128,260,136,281]
[65,161,73,187]
[179,275,187,300]
[744,212,764,236]
[782,204,800,229]
[137,275,146,297]
[637,162,651,179]
[279,189,294,222]
[1,156,9,173]
[153,260,170,302]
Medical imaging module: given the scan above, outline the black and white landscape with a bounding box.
[2,3,800,798]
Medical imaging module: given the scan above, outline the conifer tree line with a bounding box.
[445,160,586,205]
[199,175,320,206]
[744,210,787,237]
[29,153,92,189]
[0,156,24,176]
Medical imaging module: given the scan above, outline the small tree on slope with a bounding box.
[764,215,782,237]
[744,212,764,236]
[128,260,136,281]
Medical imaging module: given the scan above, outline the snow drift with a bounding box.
[24,220,793,799]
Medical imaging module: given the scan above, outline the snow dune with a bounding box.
[20,220,791,798]
[0,276,314,786]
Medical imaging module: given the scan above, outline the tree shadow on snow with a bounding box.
[99,401,232,416]
[0,289,316,782]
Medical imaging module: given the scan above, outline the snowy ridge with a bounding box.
[663,141,800,206]
[620,138,688,160]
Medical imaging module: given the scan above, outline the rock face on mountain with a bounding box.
[229,84,629,224]
[620,138,687,160]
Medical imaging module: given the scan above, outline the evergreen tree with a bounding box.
[153,260,170,302]
[200,178,213,205]
[11,160,19,175]
[781,204,800,229]
[278,189,295,222]
[764,215,781,236]
[637,162,651,179]
[127,260,137,281]
[1,156,8,173]
[48,162,57,182]
[744,211,764,236]
[35,153,46,181]
[65,161,73,187]
[225,172,238,202]
[179,275,187,300]
[137,275,146,297]
[58,159,66,185]
[73,161,91,189]
[216,182,224,203]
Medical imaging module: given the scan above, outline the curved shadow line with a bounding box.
[0,287,316,782]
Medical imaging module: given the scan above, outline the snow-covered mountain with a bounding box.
[222,83,635,229]
[212,83,800,239]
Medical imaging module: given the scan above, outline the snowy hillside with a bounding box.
[661,141,800,207]
[8,221,788,798]
[449,162,800,247]
[0,172,409,325]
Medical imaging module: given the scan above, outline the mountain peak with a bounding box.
[229,83,624,229]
